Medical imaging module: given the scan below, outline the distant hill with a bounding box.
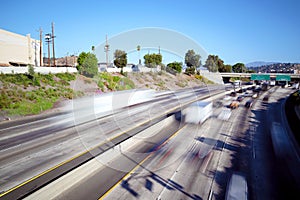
[246,61,278,68]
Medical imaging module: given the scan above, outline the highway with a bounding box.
[0,86,225,199]
[1,85,299,200]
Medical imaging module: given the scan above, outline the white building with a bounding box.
[0,29,42,66]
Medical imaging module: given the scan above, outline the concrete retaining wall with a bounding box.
[0,66,77,74]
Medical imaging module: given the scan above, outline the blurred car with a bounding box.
[237,96,244,102]
[263,96,269,101]
[252,93,258,98]
[230,92,237,97]
[245,100,253,108]
[230,101,239,109]
[244,92,252,97]
[224,95,231,101]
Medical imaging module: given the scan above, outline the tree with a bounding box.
[81,53,98,77]
[28,64,35,77]
[137,45,141,64]
[222,64,232,72]
[144,53,162,68]
[77,52,88,72]
[185,49,201,68]
[232,63,247,73]
[184,50,201,75]
[204,55,218,72]
[204,54,227,72]
[167,62,182,73]
[113,49,127,70]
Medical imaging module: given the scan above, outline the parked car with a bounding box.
[245,100,253,108]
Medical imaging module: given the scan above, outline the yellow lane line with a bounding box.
[99,124,187,200]
[0,118,156,198]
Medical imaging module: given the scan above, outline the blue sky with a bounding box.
[1,0,300,65]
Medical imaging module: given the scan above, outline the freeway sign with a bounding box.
[276,75,291,81]
[251,74,270,81]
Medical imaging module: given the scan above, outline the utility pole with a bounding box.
[39,28,43,66]
[104,35,110,67]
[51,22,56,67]
[45,33,51,67]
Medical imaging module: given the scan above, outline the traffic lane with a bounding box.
[267,88,300,196]
[0,87,208,194]
[158,102,249,200]
[155,119,225,200]
[29,120,183,200]
[0,86,220,197]
[0,94,178,165]
[102,114,225,199]
[0,100,177,194]
[249,86,296,200]
[0,85,214,151]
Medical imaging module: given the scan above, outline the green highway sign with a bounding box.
[276,75,291,81]
[251,74,270,81]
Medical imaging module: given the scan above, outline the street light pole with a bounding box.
[51,22,56,67]
[45,33,51,67]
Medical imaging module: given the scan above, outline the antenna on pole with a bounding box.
[51,22,56,67]
[104,35,110,67]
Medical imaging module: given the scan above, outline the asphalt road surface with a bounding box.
[0,86,224,199]
[1,85,298,200]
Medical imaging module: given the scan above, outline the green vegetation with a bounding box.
[232,63,247,73]
[77,52,98,77]
[0,72,81,116]
[185,49,201,75]
[204,55,223,72]
[113,49,128,74]
[144,53,162,68]
[194,74,215,84]
[95,72,135,91]
[167,62,182,73]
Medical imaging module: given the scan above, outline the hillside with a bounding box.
[0,71,215,120]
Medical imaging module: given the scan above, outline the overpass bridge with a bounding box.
[220,73,300,82]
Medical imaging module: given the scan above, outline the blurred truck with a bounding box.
[182,101,213,124]
[225,172,248,200]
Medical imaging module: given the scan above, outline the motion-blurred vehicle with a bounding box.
[252,93,258,98]
[244,92,252,97]
[245,100,253,108]
[261,82,269,91]
[237,96,244,102]
[224,95,231,101]
[225,172,248,200]
[263,96,269,101]
[230,101,239,109]
[183,101,213,124]
[230,92,237,97]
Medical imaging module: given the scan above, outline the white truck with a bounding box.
[182,101,213,124]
